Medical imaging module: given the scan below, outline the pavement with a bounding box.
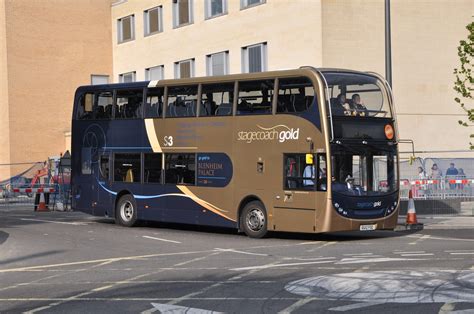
[0,206,473,313]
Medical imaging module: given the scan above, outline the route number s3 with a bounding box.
[164,136,173,147]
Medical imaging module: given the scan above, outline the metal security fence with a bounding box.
[0,186,35,208]
[399,158,474,216]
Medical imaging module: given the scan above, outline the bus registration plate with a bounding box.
[360,224,376,231]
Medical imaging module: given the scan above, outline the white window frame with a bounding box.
[205,0,227,20]
[119,71,136,83]
[117,15,135,43]
[174,59,195,79]
[144,6,163,36]
[206,51,229,76]
[145,65,165,81]
[241,42,267,73]
[240,0,265,10]
[91,75,109,85]
[173,0,194,28]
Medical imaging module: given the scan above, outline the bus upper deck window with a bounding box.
[277,77,316,114]
[94,91,113,119]
[237,79,274,115]
[115,89,144,119]
[166,86,198,118]
[145,88,164,118]
[77,93,94,120]
[200,83,234,116]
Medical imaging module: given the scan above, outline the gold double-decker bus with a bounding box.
[71,67,399,238]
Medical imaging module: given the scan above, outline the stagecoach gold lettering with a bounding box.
[198,162,223,176]
[237,125,300,143]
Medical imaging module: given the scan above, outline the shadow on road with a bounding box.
[0,250,64,266]
[93,218,421,242]
[0,231,9,245]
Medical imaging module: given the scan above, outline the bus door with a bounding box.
[163,153,198,224]
[273,153,326,233]
[95,153,112,216]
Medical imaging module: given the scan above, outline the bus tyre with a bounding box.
[116,194,138,227]
[241,201,268,238]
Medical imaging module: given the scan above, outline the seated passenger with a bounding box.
[330,94,347,116]
[303,164,315,187]
[351,94,368,116]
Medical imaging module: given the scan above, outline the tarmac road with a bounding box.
[0,207,473,313]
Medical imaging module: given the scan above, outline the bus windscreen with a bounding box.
[323,72,391,118]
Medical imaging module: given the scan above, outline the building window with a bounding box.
[205,0,227,19]
[174,59,194,79]
[241,0,265,9]
[206,51,228,76]
[242,42,267,73]
[145,65,164,81]
[173,0,193,28]
[91,75,109,85]
[119,71,136,83]
[117,15,134,43]
[144,6,163,36]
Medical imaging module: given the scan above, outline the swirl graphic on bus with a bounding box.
[237,124,300,144]
[82,124,106,163]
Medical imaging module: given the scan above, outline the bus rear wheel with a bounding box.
[116,194,138,227]
[241,201,267,238]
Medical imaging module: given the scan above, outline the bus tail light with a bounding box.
[384,124,394,140]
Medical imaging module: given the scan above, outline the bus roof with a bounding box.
[75,67,379,91]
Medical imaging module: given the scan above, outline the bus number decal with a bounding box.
[163,136,174,147]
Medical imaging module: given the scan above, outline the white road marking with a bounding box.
[328,302,384,312]
[151,303,223,314]
[285,270,474,303]
[282,257,336,261]
[400,253,434,257]
[214,248,268,256]
[343,253,373,256]
[142,235,181,244]
[278,297,318,313]
[0,249,215,273]
[20,218,87,226]
[336,257,429,264]
[230,260,334,271]
[450,252,474,255]
[439,302,455,314]
[141,263,275,314]
[394,251,426,254]
[408,234,430,245]
[408,234,474,242]
[0,297,302,301]
[173,252,221,267]
[446,250,474,253]
[25,251,220,313]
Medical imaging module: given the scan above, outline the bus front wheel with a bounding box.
[116,194,138,227]
[241,201,267,238]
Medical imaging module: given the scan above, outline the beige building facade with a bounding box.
[112,0,473,159]
[0,0,113,180]
[1,0,472,180]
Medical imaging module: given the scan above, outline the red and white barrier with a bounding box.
[12,187,55,194]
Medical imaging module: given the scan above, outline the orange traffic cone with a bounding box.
[406,190,417,224]
[36,192,49,212]
[406,190,423,230]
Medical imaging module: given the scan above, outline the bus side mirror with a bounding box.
[306,154,314,165]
